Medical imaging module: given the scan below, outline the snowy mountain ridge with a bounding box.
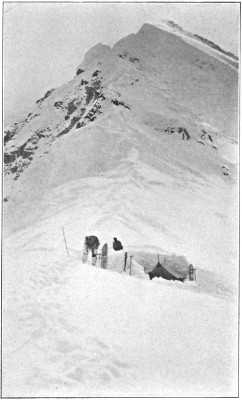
[3,19,238,283]
[156,20,238,66]
[3,21,239,397]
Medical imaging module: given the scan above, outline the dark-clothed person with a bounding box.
[113,237,123,251]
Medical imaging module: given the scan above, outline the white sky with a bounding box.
[3,2,240,125]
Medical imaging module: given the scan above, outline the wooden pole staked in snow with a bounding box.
[62,226,70,257]
[189,264,196,281]
[130,256,133,276]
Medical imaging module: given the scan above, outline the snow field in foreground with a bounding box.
[3,240,238,397]
[2,159,238,396]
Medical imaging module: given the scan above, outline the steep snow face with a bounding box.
[156,20,239,68]
[113,23,238,139]
[2,22,239,397]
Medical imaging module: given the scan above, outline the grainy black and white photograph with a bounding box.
[2,1,239,397]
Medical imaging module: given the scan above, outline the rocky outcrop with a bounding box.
[36,88,55,105]
[193,58,215,71]
[4,124,18,145]
[111,98,131,110]
[222,165,229,176]
[4,65,107,178]
[4,21,237,189]
[118,52,141,70]
[4,132,41,178]
[196,129,217,149]
[76,68,84,76]
[155,126,190,140]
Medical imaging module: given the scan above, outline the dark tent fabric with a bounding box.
[148,262,185,282]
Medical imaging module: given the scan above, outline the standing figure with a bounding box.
[83,235,100,265]
[113,237,123,251]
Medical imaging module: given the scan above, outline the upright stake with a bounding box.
[158,253,160,263]
[62,226,70,257]
[130,256,133,276]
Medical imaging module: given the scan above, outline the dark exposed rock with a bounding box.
[22,148,34,159]
[35,127,51,138]
[92,79,102,90]
[4,132,40,179]
[118,53,140,67]
[193,58,215,71]
[5,156,31,180]
[201,129,206,139]
[36,88,55,104]
[4,152,15,164]
[76,68,84,75]
[92,70,100,77]
[200,129,214,143]
[111,99,130,109]
[166,20,183,31]
[67,100,77,116]
[86,87,94,105]
[44,89,55,99]
[159,126,190,140]
[4,129,16,145]
[86,86,99,105]
[118,53,128,59]
[10,165,18,173]
[54,101,64,109]
[58,115,81,137]
[6,143,26,162]
[178,127,190,140]
[76,122,82,129]
[222,166,229,176]
[129,57,139,63]
[194,34,238,61]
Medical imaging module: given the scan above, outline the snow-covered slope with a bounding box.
[156,20,239,69]
[3,234,238,397]
[3,22,239,396]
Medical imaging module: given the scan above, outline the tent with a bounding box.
[148,262,185,282]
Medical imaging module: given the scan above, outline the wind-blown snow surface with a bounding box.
[3,23,239,396]
[2,229,238,397]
